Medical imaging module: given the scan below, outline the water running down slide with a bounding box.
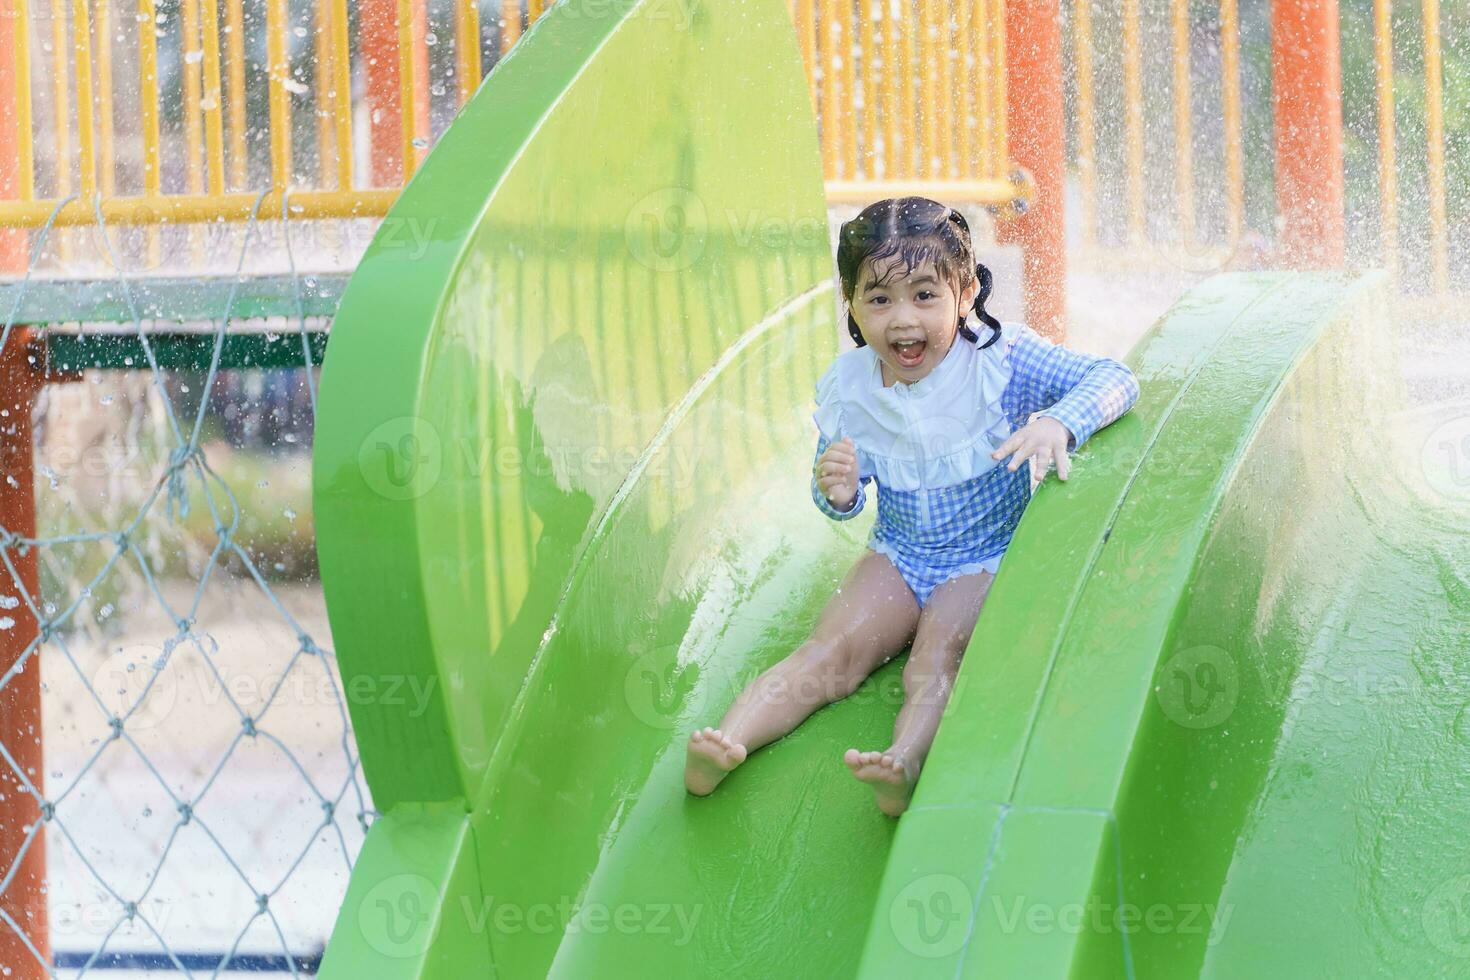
[310,0,1470,974]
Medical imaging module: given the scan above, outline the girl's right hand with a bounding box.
[816,436,860,512]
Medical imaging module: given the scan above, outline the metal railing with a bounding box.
[1063,0,1465,305]
[790,0,1027,207]
[0,0,1029,236]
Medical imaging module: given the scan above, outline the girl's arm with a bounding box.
[811,433,870,520]
[1005,325,1141,451]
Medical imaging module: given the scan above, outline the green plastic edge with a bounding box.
[856,269,1390,977]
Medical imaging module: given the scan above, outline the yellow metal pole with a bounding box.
[200,0,225,196]
[396,0,418,179]
[1121,0,1146,245]
[456,0,481,106]
[936,0,955,178]
[95,0,115,196]
[990,0,1007,176]
[265,0,290,193]
[1421,0,1448,297]
[1221,0,1244,247]
[794,0,817,108]
[1372,0,1397,282]
[137,0,161,198]
[15,0,34,200]
[331,0,352,190]
[898,2,917,178]
[819,0,840,180]
[314,0,336,187]
[137,0,160,263]
[225,0,245,189]
[975,0,992,176]
[1170,0,1194,244]
[1072,0,1096,249]
[528,0,542,24]
[921,0,938,177]
[49,0,70,203]
[841,0,859,178]
[500,0,520,55]
[879,0,899,178]
[955,0,973,179]
[72,0,96,202]
[0,189,401,226]
[859,0,877,178]
[180,0,205,198]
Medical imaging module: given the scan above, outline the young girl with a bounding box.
[685,197,1140,816]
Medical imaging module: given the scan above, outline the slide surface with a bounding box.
[310,0,1470,975]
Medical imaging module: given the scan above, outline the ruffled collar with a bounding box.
[811,324,1018,493]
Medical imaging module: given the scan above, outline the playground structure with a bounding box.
[0,0,1467,974]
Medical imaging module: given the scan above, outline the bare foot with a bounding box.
[844,748,918,817]
[685,727,748,795]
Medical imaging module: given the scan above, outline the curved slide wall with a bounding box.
[312,0,1470,973]
[857,270,1470,978]
[312,0,894,972]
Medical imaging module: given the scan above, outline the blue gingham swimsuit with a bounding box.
[810,320,1139,608]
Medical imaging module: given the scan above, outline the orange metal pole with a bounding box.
[0,327,50,978]
[361,0,429,187]
[993,0,1066,339]
[1270,0,1345,267]
[1,0,26,272]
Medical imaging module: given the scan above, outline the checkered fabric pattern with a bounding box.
[810,324,1140,603]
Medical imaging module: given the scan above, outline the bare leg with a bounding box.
[846,569,996,816]
[685,550,920,795]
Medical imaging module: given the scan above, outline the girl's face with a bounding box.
[850,254,981,386]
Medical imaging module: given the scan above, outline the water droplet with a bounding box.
[184,49,203,65]
[0,618,14,631]
[292,25,307,37]
[411,137,429,149]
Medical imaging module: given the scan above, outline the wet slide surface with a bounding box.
[309,0,1470,973]
[1198,424,1470,977]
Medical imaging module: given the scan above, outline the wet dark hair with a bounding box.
[836,196,1002,351]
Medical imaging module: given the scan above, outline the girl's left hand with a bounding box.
[991,416,1075,493]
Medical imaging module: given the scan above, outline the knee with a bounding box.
[789,638,866,699]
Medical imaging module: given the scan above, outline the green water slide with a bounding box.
[310,0,1470,974]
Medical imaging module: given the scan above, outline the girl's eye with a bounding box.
[870,296,888,305]
[917,291,936,301]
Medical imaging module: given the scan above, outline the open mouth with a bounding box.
[891,338,926,368]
